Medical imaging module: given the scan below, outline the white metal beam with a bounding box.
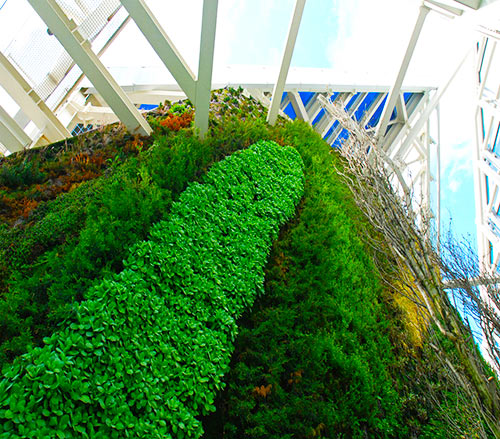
[395,93,409,123]
[28,0,151,137]
[194,0,218,137]
[0,52,70,142]
[53,12,132,114]
[0,105,31,153]
[386,93,429,158]
[397,48,472,158]
[306,94,324,122]
[119,0,196,102]
[289,91,309,121]
[375,4,430,141]
[267,0,306,125]
[454,0,480,9]
[424,0,464,17]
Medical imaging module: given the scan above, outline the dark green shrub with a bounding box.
[0,126,243,366]
[0,140,304,438]
[204,122,406,439]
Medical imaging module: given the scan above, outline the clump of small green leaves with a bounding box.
[0,140,304,438]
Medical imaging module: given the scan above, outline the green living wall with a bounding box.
[0,95,267,367]
[0,140,304,438]
[0,89,492,438]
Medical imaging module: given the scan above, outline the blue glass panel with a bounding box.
[330,91,340,102]
[323,120,339,141]
[492,123,500,154]
[299,91,314,107]
[344,92,360,112]
[333,128,349,148]
[139,104,158,110]
[281,92,288,103]
[486,175,490,204]
[283,102,297,119]
[390,106,397,121]
[312,108,325,126]
[354,92,377,122]
[366,95,388,129]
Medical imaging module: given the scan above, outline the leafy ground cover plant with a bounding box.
[0,140,304,438]
[0,95,272,367]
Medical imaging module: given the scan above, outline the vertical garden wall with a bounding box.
[0,89,495,438]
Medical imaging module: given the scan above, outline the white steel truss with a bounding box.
[0,104,32,152]
[27,0,152,137]
[474,33,500,273]
[267,0,306,126]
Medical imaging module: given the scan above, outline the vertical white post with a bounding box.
[194,0,218,137]
[267,0,306,126]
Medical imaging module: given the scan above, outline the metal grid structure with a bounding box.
[251,86,439,221]
[0,0,128,149]
[472,23,500,368]
[474,29,500,272]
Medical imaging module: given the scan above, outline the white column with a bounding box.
[194,0,219,137]
[267,0,306,125]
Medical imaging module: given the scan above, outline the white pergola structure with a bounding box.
[0,0,497,249]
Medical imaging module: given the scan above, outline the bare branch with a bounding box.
[328,103,500,435]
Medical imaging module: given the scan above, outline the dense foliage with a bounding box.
[0,91,272,367]
[203,121,496,439]
[0,140,304,438]
[201,122,403,438]
[0,88,494,438]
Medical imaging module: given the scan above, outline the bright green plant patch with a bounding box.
[0,140,304,438]
[0,114,272,367]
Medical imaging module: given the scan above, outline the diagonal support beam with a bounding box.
[397,48,472,159]
[375,4,430,141]
[120,0,196,102]
[194,0,218,137]
[288,91,309,121]
[267,0,306,125]
[0,104,32,153]
[0,52,70,142]
[28,0,151,136]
